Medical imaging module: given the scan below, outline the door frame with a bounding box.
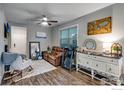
[10,26,27,55]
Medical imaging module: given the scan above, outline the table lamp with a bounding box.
[103,42,112,54]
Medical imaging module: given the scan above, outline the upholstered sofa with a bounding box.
[43,47,64,66]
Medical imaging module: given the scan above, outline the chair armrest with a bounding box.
[55,53,62,58]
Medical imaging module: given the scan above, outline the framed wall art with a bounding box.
[87,17,112,35]
[36,32,47,39]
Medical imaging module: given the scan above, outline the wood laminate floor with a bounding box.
[2,67,101,85]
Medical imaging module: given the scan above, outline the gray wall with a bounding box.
[51,4,124,73]
[51,4,124,52]
[7,23,52,58]
[0,5,5,84]
[27,24,52,57]
[0,6,5,57]
[51,5,113,52]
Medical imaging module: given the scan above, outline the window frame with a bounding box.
[59,24,79,48]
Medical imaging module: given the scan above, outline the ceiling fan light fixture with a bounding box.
[41,21,48,26]
[42,17,48,21]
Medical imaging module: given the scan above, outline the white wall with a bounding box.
[27,24,51,57]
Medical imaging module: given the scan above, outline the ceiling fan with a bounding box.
[32,15,58,26]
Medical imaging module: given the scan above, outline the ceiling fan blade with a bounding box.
[31,19,42,21]
[42,15,46,17]
[48,23,52,26]
[37,22,41,25]
[32,20,41,24]
[47,20,58,23]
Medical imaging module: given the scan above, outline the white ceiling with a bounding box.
[3,3,113,27]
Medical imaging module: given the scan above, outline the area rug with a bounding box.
[17,60,56,81]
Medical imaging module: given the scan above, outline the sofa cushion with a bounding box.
[49,55,56,60]
[43,47,64,66]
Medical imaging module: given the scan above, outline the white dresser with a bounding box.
[76,52,123,85]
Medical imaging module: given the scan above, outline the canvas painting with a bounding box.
[87,17,112,35]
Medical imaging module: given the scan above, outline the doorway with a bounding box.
[10,26,27,55]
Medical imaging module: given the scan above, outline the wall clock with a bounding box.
[84,39,96,50]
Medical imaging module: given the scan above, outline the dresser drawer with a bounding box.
[80,54,91,58]
[76,53,81,58]
[85,59,92,67]
[92,61,106,72]
[77,53,91,58]
[92,56,118,65]
[77,57,92,67]
[78,57,87,66]
[106,64,119,75]
[76,56,81,64]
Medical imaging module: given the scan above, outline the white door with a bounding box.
[11,26,27,55]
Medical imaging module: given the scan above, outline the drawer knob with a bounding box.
[109,68,111,71]
[96,64,98,67]
[87,62,88,64]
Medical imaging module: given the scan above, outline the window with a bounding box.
[60,26,77,48]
